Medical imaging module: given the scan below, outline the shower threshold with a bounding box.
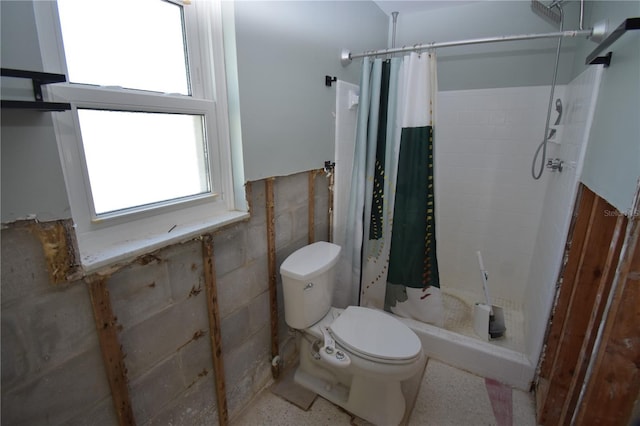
[397,289,534,390]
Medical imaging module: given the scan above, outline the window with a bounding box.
[77,109,210,215]
[57,0,190,95]
[35,0,246,271]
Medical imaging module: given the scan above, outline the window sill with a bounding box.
[76,209,249,274]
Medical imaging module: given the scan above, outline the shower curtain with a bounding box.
[347,52,443,326]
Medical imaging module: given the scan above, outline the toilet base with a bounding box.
[294,335,412,425]
[294,367,406,425]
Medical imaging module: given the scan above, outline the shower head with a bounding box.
[530,0,562,25]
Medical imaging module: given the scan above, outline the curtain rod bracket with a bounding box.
[341,49,352,66]
[325,75,337,87]
[585,17,639,66]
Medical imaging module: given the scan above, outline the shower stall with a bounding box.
[408,65,604,390]
[333,0,608,389]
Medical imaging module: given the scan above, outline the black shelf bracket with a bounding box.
[1,68,71,111]
[589,51,613,68]
[586,17,640,67]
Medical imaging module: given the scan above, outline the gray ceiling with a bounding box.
[373,1,481,16]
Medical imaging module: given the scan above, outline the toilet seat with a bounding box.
[329,306,421,364]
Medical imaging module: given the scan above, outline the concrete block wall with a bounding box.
[215,208,272,417]
[108,242,219,425]
[1,170,330,425]
[273,172,330,349]
[1,224,116,426]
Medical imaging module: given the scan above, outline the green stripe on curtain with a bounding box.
[369,61,390,240]
[387,125,440,289]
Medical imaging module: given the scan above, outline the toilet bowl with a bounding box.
[280,242,426,425]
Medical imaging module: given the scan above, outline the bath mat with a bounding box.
[485,377,513,426]
[270,365,317,411]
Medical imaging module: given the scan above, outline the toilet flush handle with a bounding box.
[304,282,314,291]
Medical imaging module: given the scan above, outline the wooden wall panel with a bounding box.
[560,214,626,423]
[574,189,640,425]
[536,183,640,425]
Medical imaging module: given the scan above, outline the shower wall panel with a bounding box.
[523,66,604,364]
[435,85,563,305]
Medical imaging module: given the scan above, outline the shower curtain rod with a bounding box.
[340,28,594,66]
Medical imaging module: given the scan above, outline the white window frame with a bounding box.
[34,0,247,272]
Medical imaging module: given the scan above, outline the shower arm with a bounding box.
[341,28,595,65]
[391,11,399,49]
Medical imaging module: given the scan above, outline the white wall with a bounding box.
[577,2,640,213]
[1,1,388,222]
[234,1,387,181]
[524,65,604,363]
[435,85,564,305]
[392,1,583,91]
[1,1,71,222]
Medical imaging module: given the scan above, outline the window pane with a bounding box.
[57,0,189,94]
[77,110,210,215]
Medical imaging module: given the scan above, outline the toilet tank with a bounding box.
[279,241,341,329]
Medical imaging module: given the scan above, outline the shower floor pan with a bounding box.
[442,290,525,353]
[398,289,534,390]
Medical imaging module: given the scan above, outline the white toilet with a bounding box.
[280,241,426,425]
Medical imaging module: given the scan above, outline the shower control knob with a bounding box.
[546,158,564,172]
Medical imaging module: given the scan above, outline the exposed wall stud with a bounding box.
[87,276,136,426]
[308,170,316,244]
[574,182,640,425]
[245,181,253,215]
[559,213,626,422]
[202,235,229,426]
[536,185,633,425]
[327,168,335,243]
[541,194,621,424]
[265,178,280,379]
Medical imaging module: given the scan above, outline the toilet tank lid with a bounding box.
[280,242,341,281]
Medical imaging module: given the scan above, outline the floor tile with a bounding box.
[512,387,539,426]
[232,358,539,426]
[233,387,353,426]
[409,360,496,425]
